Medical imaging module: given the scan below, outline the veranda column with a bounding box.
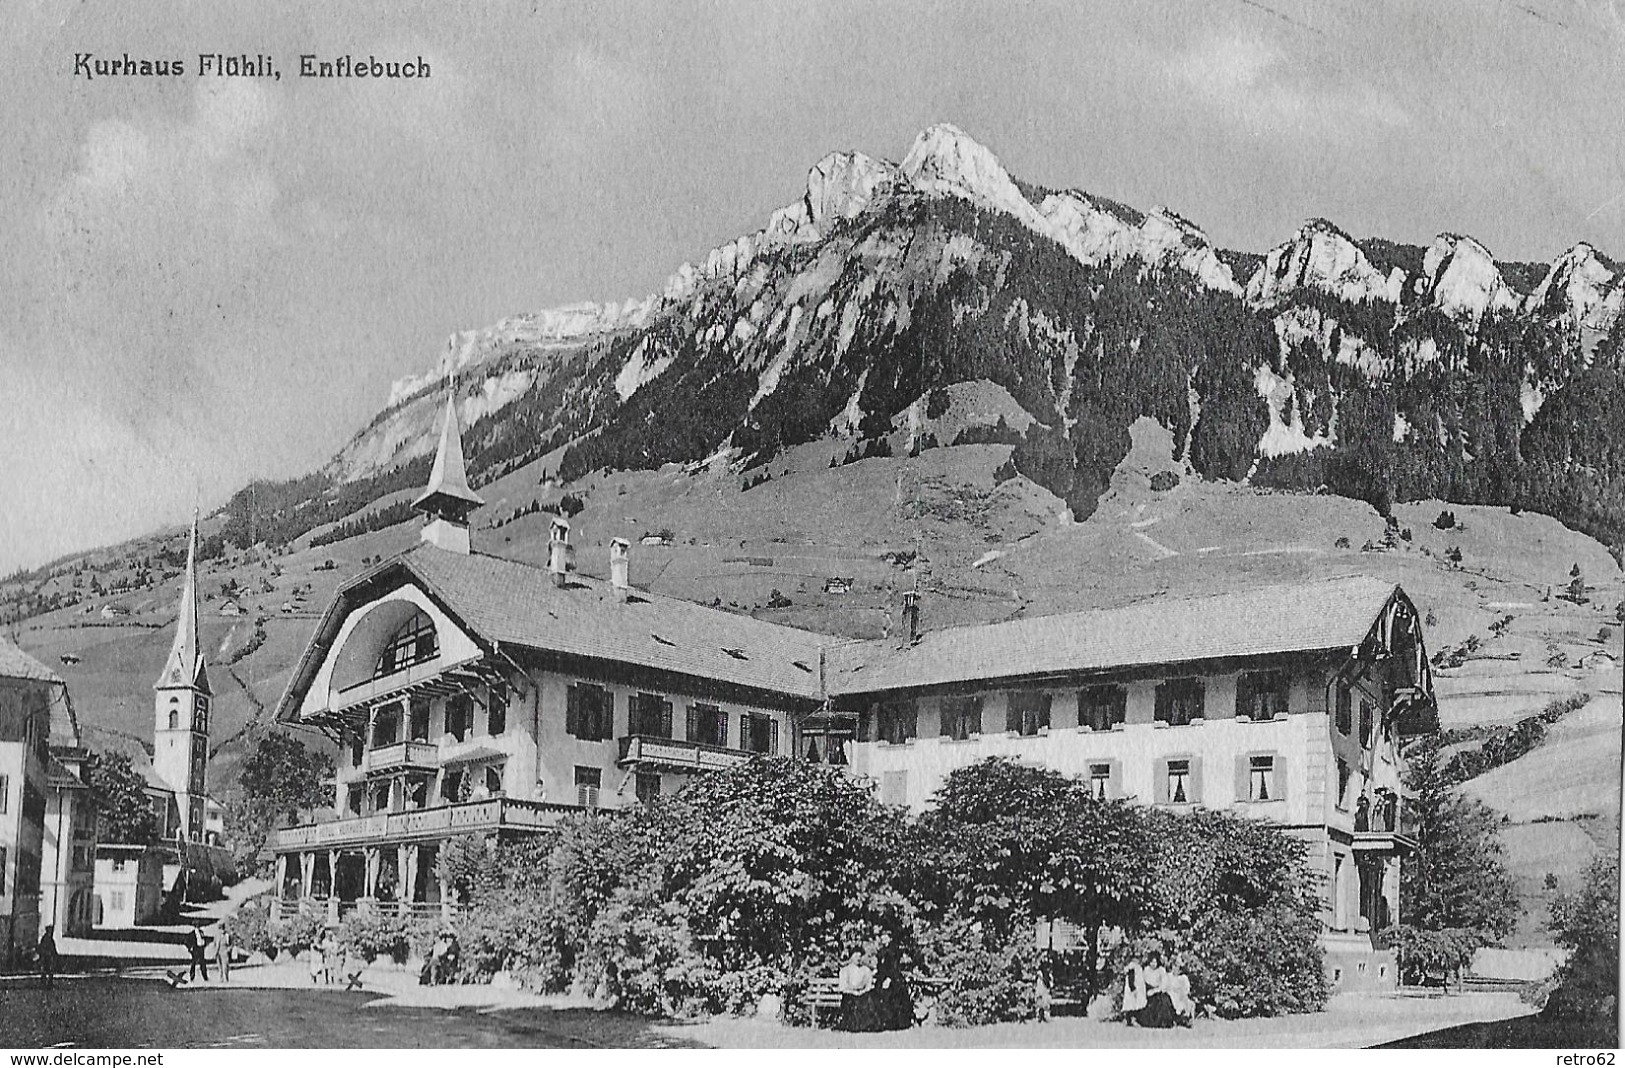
[299,852,315,900]
[400,844,417,909]
[274,854,289,918]
[364,846,379,899]
[327,849,341,923]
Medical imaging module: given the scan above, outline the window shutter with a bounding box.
[660,700,673,739]
[1189,756,1203,803]
[1272,755,1286,801]
[740,714,749,751]
[566,686,580,738]
[1155,758,1169,803]
[685,704,699,743]
[769,718,780,756]
[1234,754,1249,803]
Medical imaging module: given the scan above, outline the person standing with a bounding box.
[186,926,210,983]
[214,923,232,983]
[36,926,58,990]
[1033,962,1052,1023]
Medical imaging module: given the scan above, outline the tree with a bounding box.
[83,750,158,844]
[923,758,1150,995]
[1392,744,1520,977]
[1545,852,1620,1019]
[225,732,335,871]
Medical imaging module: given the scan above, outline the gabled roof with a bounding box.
[828,575,1404,695]
[277,543,835,720]
[0,638,63,684]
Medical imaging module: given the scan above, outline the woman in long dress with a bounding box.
[1136,950,1177,1029]
[835,951,879,1031]
[1165,954,1195,1027]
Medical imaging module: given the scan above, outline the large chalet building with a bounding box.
[272,396,1438,987]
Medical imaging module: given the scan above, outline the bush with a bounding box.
[1434,510,1457,530]
[1149,471,1180,492]
[268,903,326,957]
[916,917,1040,1027]
[225,897,275,957]
[1334,536,1350,548]
[1379,925,1480,987]
[1546,853,1620,1018]
[338,909,410,964]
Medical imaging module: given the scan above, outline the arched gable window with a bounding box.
[375,611,438,678]
[168,697,180,730]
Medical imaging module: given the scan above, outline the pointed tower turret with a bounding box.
[413,393,484,553]
[153,511,211,839]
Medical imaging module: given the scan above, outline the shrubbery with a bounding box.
[337,909,411,964]
[225,897,275,957]
[443,757,1329,1027]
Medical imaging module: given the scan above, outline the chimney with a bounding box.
[610,537,631,598]
[548,517,571,587]
[901,589,920,644]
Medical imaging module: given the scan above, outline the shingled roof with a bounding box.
[392,545,832,700]
[0,637,63,684]
[828,575,1403,695]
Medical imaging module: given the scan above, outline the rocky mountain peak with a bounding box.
[1418,232,1518,320]
[1247,217,1395,306]
[1526,241,1623,332]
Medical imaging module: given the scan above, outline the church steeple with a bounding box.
[155,510,209,695]
[413,392,483,553]
[153,509,211,840]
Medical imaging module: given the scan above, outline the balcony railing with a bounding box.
[271,797,575,850]
[365,740,440,775]
[618,734,756,772]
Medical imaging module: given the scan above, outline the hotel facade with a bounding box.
[272,398,1437,987]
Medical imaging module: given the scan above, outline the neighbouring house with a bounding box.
[58,654,80,666]
[823,577,854,595]
[267,394,1439,989]
[218,600,243,617]
[0,641,59,963]
[93,845,165,927]
[100,605,128,620]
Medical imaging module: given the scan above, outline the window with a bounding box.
[0,774,7,814]
[372,705,401,748]
[1236,671,1290,720]
[630,693,674,738]
[1336,683,1353,735]
[1007,692,1051,736]
[940,695,983,741]
[635,772,661,804]
[1165,758,1193,803]
[168,706,179,730]
[686,703,728,748]
[741,713,779,755]
[1336,758,1351,808]
[377,612,437,677]
[1248,755,1276,801]
[1154,678,1205,726]
[0,846,5,893]
[440,770,467,804]
[110,890,126,912]
[373,781,392,813]
[487,694,506,736]
[347,787,363,816]
[194,696,209,733]
[876,700,917,745]
[575,765,602,809]
[446,694,472,743]
[409,697,431,741]
[483,765,505,797]
[1088,762,1113,801]
[1359,699,1375,747]
[348,729,364,768]
[566,684,613,742]
[1079,686,1127,731]
[407,777,430,809]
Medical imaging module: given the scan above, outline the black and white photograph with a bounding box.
[0,0,1621,1052]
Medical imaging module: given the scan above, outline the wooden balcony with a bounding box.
[270,797,575,851]
[617,734,755,773]
[364,740,440,775]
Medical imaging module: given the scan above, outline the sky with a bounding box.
[2,0,1622,574]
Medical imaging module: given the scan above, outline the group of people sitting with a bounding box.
[834,947,914,1031]
[418,929,461,986]
[1119,949,1195,1028]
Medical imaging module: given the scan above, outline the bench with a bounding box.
[802,977,845,1028]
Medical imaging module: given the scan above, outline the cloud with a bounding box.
[1167,33,1408,136]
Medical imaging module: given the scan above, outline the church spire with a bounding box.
[413,392,483,553]
[155,510,209,693]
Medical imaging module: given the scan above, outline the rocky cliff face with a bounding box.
[255,124,1622,553]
